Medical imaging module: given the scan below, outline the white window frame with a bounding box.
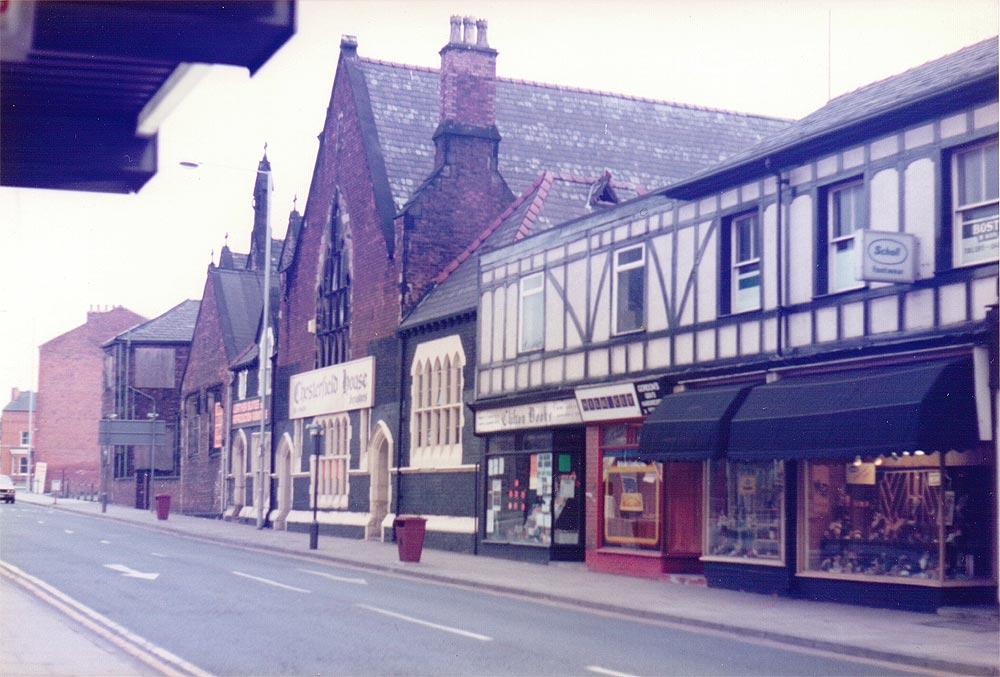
[952,139,999,268]
[827,180,866,293]
[20,431,30,446]
[731,212,761,313]
[312,414,350,509]
[612,244,646,335]
[518,272,545,352]
[410,335,465,468]
[237,370,247,401]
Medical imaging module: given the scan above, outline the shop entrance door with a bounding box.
[135,470,150,509]
[551,451,585,561]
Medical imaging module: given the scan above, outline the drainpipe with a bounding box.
[394,331,406,538]
[765,158,787,358]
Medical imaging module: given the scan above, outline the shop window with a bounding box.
[613,245,645,334]
[802,454,994,583]
[951,139,999,268]
[410,336,465,468]
[312,414,350,509]
[601,423,662,551]
[518,273,544,352]
[484,430,583,548]
[705,459,785,562]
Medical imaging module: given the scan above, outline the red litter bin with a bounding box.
[154,494,171,520]
[394,516,427,562]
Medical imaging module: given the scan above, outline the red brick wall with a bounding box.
[439,44,497,127]
[0,407,30,481]
[34,308,145,495]
[179,272,227,514]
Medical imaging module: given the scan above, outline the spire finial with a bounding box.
[293,194,298,211]
[224,232,229,246]
[263,142,268,159]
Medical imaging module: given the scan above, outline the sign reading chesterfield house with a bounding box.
[289,356,374,419]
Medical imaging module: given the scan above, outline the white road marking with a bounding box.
[64,529,74,534]
[104,564,160,581]
[586,667,639,677]
[232,570,310,593]
[36,520,45,524]
[355,603,492,641]
[150,552,167,558]
[299,568,368,585]
[100,540,111,545]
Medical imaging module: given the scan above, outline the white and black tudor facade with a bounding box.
[470,38,999,610]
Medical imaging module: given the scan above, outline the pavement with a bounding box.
[0,576,152,676]
[8,491,1000,677]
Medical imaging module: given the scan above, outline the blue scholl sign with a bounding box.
[858,230,919,283]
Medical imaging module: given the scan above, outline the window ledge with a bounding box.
[700,556,786,567]
[595,547,664,558]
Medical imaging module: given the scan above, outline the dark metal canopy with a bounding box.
[729,358,977,461]
[2,1,296,193]
[638,385,752,461]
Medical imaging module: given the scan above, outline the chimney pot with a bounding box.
[462,16,474,44]
[11,387,20,402]
[340,34,358,57]
[449,15,462,44]
[476,19,488,48]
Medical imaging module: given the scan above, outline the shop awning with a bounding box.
[729,357,977,461]
[638,385,752,461]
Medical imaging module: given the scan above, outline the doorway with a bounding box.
[274,433,294,530]
[367,421,393,541]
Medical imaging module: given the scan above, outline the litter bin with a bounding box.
[394,516,427,562]
[154,494,171,520]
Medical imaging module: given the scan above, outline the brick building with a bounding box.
[34,306,145,496]
[180,152,285,516]
[101,299,199,509]
[1,389,35,488]
[269,17,787,545]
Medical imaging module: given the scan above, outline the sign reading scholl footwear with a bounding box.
[858,230,919,284]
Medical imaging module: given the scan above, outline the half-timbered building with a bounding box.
[473,38,998,609]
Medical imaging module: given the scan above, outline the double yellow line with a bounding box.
[0,560,211,677]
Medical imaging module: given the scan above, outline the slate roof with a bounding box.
[664,36,999,199]
[357,57,790,212]
[211,267,265,363]
[401,171,640,329]
[3,390,35,412]
[103,299,201,346]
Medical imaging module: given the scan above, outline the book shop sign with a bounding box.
[289,356,374,419]
[476,399,582,434]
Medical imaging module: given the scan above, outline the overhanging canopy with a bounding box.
[729,357,977,461]
[638,385,752,461]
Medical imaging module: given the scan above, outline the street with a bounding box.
[0,502,923,676]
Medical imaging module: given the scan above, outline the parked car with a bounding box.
[0,475,15,503]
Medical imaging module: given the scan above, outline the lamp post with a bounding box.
[147,411,159,511]
[306,421,323,550]
[180,157,273,530]
[101,413,116,513]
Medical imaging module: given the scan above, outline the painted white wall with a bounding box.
[869,168,899,231]
[904,158,936,279]
[696,221,718,323]
[787,195,814,304]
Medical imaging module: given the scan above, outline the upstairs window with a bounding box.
[953,140,999,267]
[731,213,761,313]
[613,245,645,334]
[827,180,865,293]
[20,431,29,446]
[236,370,248,401]
[518,273,544,352]
[317,199,351,367]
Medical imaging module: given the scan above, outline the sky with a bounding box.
[0,0,997,403]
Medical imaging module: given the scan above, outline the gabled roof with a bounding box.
[357,57,790,212]
[210,267,265,363]
[401,171,640,329]
[664,36,1000,200]
[3,390,35,413]
[104,299,201,346]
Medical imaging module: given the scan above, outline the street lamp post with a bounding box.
[147,411,159,512]
[101,413,116,513]
[180,157,272,530]
[306,421,323,550]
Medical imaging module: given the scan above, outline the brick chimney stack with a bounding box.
[437,15,498,133]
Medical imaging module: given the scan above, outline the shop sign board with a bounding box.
[634,377,669,416]
[476,399,582,434]
[232,397,264,427]
[289,356,374,420]
[574,382,641,422]
[857,230,918,283]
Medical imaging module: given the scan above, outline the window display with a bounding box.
[485,452,553,546]
[604,460,662,548]
[706,460,784,562]
[804,455,994,582]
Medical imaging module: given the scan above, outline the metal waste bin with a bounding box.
[394,516,427,562]
[154,494,171,520]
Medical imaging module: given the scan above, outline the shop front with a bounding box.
[585,381,752,578]
[707,352,997,611]
[476,399,585,563]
